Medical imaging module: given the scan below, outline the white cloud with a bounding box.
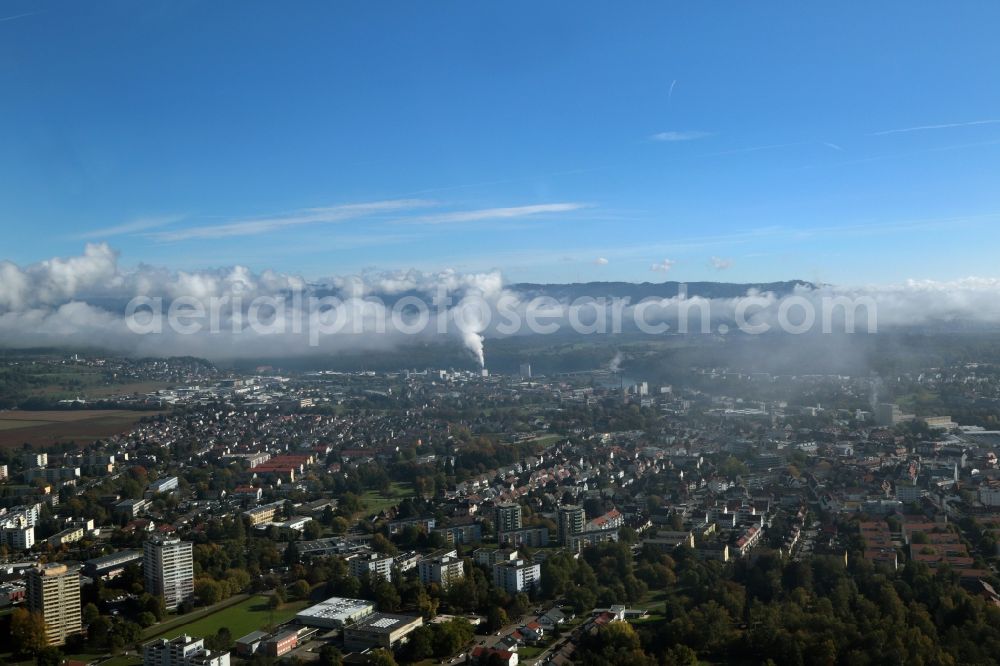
[139,201,591,242]
[10,245,1000,361]
[0,11,39,22]
[149,200,434,241]
[0,244,511,362]
[869,119,1000,136]
[75,215,185,240]
[409,203,590,225]
[710,256,733,270]
[594,257,609,266]
[650,131,712,142]
[650,258,676,273]
[703,141,808,157]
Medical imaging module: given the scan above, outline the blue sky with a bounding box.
[2,1,1000,285]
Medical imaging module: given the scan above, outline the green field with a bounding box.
[629,612,666,626]
[60,653,123,666]
[519,645,547,659]
[3,651,112,666]
[146,596,309,642]
[527,434,562,446]
[361,481,414,516]
[27,367,170,399]
[99,656,142,666]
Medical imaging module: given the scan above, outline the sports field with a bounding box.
[145,595,309,642]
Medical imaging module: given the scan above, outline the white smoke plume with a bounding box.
[463,330,486,368]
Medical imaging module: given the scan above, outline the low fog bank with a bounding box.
[3,244,1000,365]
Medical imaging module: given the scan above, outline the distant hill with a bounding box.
[509,280,814,301]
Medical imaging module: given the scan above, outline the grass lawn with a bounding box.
[361,481,414,516]
[2,648,109,666]
[146,596,309,641]
[519,645,547,659]
[99,656,142,666]
[638,587,669,607]
[629,613,666,626]
[527,434,562,446]
[82,381,172,398]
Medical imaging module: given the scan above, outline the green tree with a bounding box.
[303,520,323,540]
[365,649,398,666]
[487,606,509,632]
[142,594,168,621]
[371,534,398,556]
[577,622,654,666]
[11,608,49,657]
[224,569,252,595]
[194,578,223,605]
[284,540,301,566]
[205,627,234,651]
[662,645,698,666]
[413,586,438,620]
[403,626,434,661]
[290,579,311,600]
[87,615,112,648]
[82,602,100,626]
[321,505,336,526]
[372,578,401,612]
[35,646,63,666]
[319,645,344,666]
[619,526,639,544]
[432,619,474,659]
[566,585,597,614]
[717,456,747,479]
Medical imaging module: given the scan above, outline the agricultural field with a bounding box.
[0,410,156,448]
[0,418,52,430]
[0,360,173,406]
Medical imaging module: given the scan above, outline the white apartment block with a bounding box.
[27,563,82,646]
[144,635,230,666]
[1,524,35,551]
[348,551,395,582]
[144,536,194,610]
[493,559,541,594]
[417,554,465,589]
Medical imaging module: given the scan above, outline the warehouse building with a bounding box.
[295,596,375,629]
[342,613,423,651]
